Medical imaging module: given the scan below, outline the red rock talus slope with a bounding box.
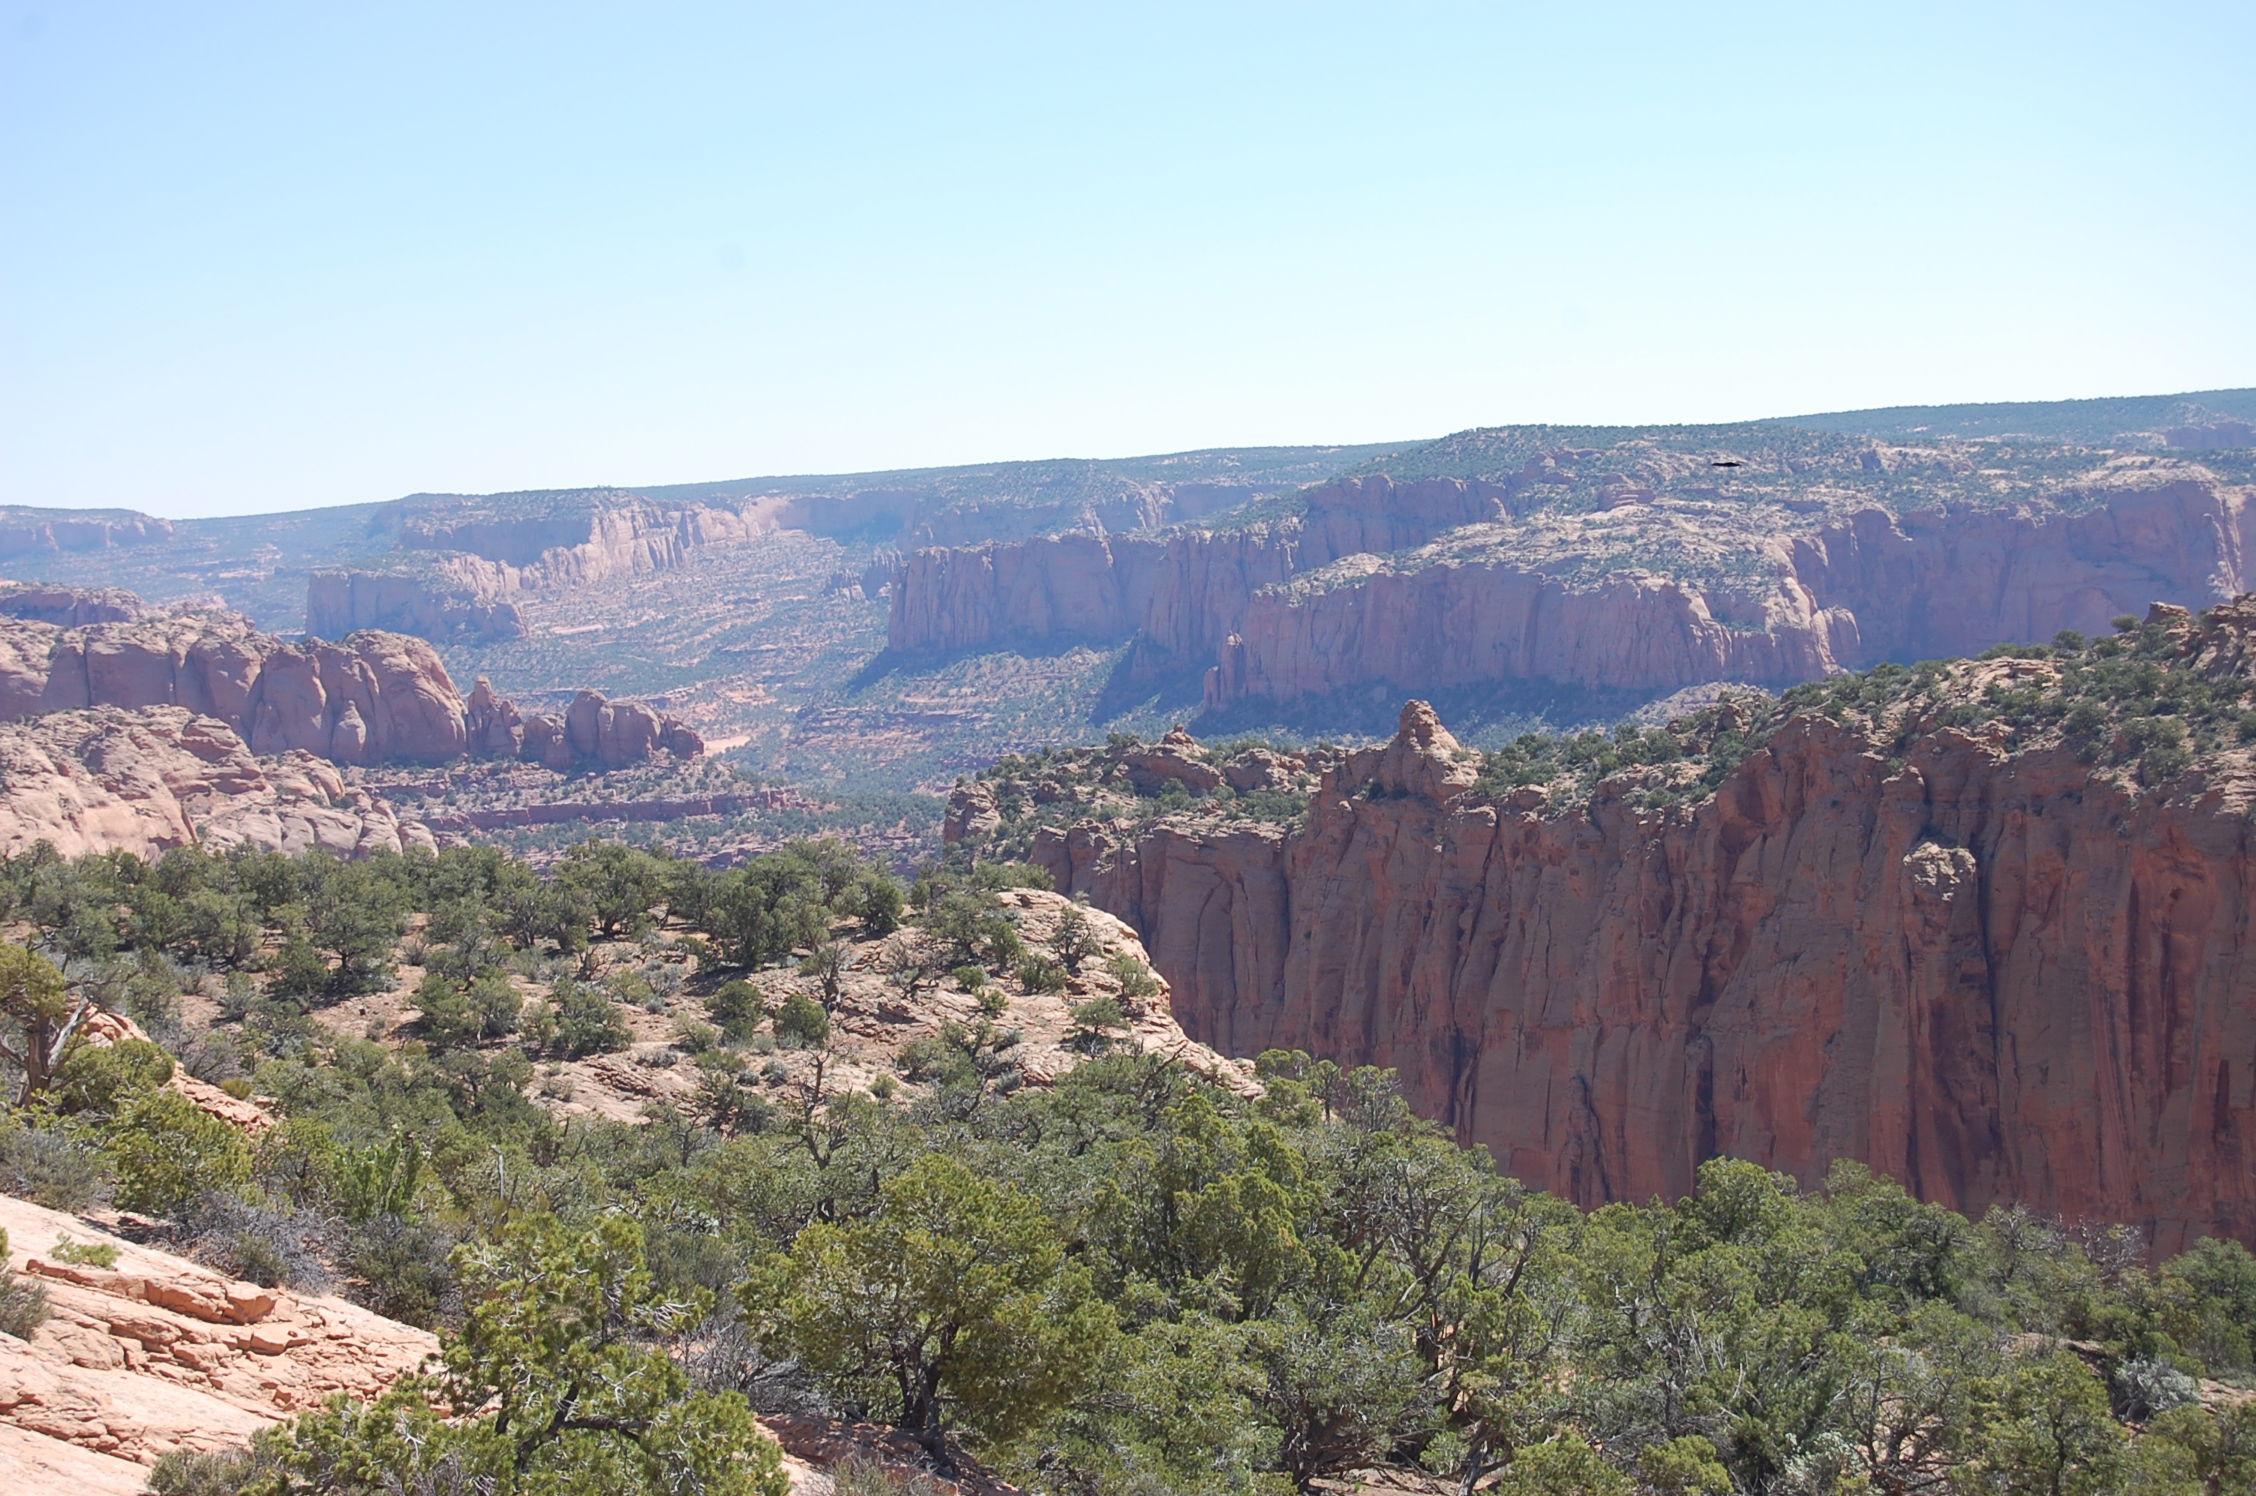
[1011,607,2256,1254]
[0,706,438,859]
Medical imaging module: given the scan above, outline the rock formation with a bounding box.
[304,563,527,642]
[0,583,146,628]
[0,1192,439,1483]
[889,447,2256,716]
[307,492,795,643]
[1009,615,2256,1255]
[0,707,439,859]
[0,508,173,561]
[0,590,701,774]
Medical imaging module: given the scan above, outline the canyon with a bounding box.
[973,600,2256,1254]
[892,439,2256,720]
[304,454,1387,644]
[0,586,708,860]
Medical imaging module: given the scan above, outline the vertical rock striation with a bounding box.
[1025,640,2256,1252]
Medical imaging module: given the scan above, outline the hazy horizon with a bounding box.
[5,2,2251,520]
[4,380,2254,525]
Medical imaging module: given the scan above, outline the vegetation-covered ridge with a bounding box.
[2,835,2256,1495]
[960,595,2256,845]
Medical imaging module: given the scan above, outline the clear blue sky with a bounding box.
[3,2,2250,519]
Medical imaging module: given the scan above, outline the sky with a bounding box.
[2,3,2251,520]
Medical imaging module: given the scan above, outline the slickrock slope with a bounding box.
[0,590,700,772]
[890,419,2256,718]
[0,1192,439,1483]
[0,707,439,859]
[988,602,2256,1253]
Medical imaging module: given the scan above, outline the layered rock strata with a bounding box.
[0,596,700,771]
[887,475,1506,663]
[0,508,173,560]
[0,1192,438,1481]
[1013,660,2256,1254]
[308,493,791,641]
[890,460,2256,712]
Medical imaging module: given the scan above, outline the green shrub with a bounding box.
[0,1111,110,1211]
[1015,954,1068,995]
[1104,952,1160,999]
[104,1088,252,1216]
[52,1038,174,1117]
[147,1446,269,1496]
[1068,996,1126,1050]
[0,1227,49,1340]
[773,991,830,1049]
[411,970,522,1051]
[527,980,631,1059]
[49,1234,118,1269]
[707,978,768,1042]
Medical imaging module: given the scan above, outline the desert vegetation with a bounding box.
[1,829,2254,1494]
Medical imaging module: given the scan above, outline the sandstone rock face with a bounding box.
[0,605,700,776]
[889,463,2256,714]
[0,1191,438,1474]
[0,707,439,860]
[1033,699,2256,1256]
[307,493,795,645]
[887,476,1507,663]
[4,610,473,764]
[0,583,147,628]
[305,564,527,642]
[0,508,173,560]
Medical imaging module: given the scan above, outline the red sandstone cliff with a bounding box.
[308,493,791,642]
[0,597,700,773]
[887,475,1507,661]
[889,458,2256,713]
[1015,633,2256,1254]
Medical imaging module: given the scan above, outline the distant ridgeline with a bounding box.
[887,387,2256,720]
[8,388,2256,786]
[0,444,1403,640]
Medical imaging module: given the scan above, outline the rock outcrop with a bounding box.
[887,476,1507,664]
[0,1192,439,1480]
[0,597,701,774]
[304,564,527,642]
[0,508,173,561]
[1024,666,2256,1255]
[308,492,797,643]
[0,707,439,859]
[889,450,2256,716]
[0,583,147,628]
